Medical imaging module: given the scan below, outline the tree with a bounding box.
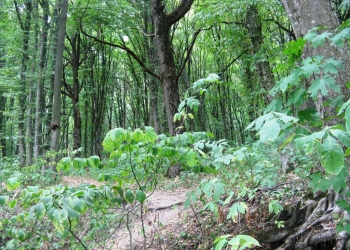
[281,0,350,125]
[49,0,68,169]
[150,0,194,135]
[15,0,33,167]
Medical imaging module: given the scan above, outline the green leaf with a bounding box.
[57,157,71,171]
[337,99,350,115]
[321,135,344,175]
[73,158,86,170]
[345,107,350,133]
[186,150,198,167]
[159,146,177,158]
[323,58,343,74]
[215,238,228,250]
[330,27,350,47]
[6,177,20,190]
[0,196,9,206]
[87,156,100,168]
[178,100,186,112]
[329,128,350,147]
[287,87,306,107]
[35,203,46,219]
[8,199,17,209]
[72,197,85,213]
[135,190,146,203]
[143,127,158,143]
[311,31,332,48]
[301,57,320,78]
[258,119,280,143]
[125,189,135,203]
[173,113,182,121]
[132,128,144,142]
[17,229,26,242]
[270,68,301,94]
[309,75,339,98]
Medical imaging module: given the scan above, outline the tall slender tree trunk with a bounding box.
[246,5,275,104]
[66,32,82,155]
[150,0,194,135]
[50,0,68,170]
[34,0,50,160]
[15,0,33,168]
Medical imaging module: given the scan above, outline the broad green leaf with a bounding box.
[287,88,306,107]
[57,157,71,171]
[309,75,339,98]
[323,58,342,74]
[8,199,17,209]
[125,189,135,203]
[159,146,177,158]
[311,31,332,48]
[301,57,320,78]
[173,113,182,121]
[73,158,86,170]
[35,203,46,219]
[132,128,144,142]
[178,100,186,112]
[135,190,146,203]
[27,186,39,192]
[87,155,100,168]
[6,177,20,190]
[258,119,280,143]
[0,196,9,206]
[321,135,344,174]
[236,235,260,249]
[329,128,350,147]
[338,98,350,115]
[186,150,198,167]
[214,239,228,250]
[144,127,157,143]
[72,197,85,213]
[330,27,350,47]
[17,229,26,242]
[65,206,80,219]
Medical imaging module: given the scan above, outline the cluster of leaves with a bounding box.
[1,125,233,249]
[183,22,350,250]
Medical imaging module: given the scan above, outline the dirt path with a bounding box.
[112,189,190,250]
[62,176,192,250]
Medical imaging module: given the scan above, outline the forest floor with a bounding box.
[62,175,198,250]
[61,173,339,250]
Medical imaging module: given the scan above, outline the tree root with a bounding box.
[245,188,350,249]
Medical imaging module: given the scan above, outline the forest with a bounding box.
[1,0,350,249]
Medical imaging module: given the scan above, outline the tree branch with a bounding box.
[176,26,212,83]
[166,0,195,25]
[79,22,160,80]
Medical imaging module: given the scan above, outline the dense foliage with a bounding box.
[1,0,350,249]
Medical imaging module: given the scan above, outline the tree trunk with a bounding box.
[49,0,68,170]
[15,0,33,168]
[150,0,194,135]
[34,0,50,160]
[246,5,275,104]
[66,32,82,155]
[281,0,350,125]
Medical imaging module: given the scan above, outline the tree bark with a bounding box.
[281,0,350,125]
[50,0,68,170]
[65,32,82,155]
[150,0,194,135]
[15,0,33,168]
[246,5,275,104]
[34,0,50,160]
